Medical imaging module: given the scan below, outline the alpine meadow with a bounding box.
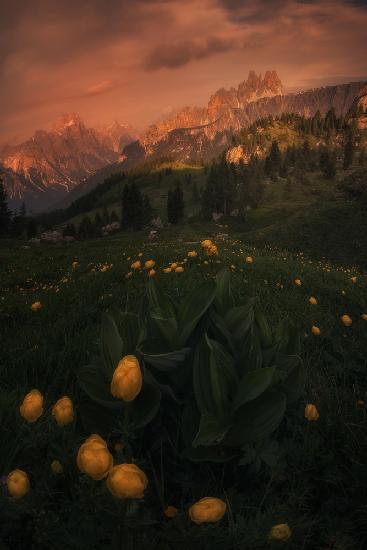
[1,1,367,549]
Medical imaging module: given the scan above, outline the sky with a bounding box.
[1,0,367,144]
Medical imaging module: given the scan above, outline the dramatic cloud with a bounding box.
[0,0,366,143]
[144,36,238,70]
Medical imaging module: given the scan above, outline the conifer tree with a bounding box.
[0,180,11,237]
[343,138,354,170]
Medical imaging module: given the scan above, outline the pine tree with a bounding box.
[63,224,76,237]
[167,182,184,224]
[0,180,11,237]
[320,149,336,179]
[192,181,200,202]
[343,139,354,170]
[359,148,366,166]
[121,182,144,230]
[142,194,153,226]
[264,140,281,180]
[78,216,93,239]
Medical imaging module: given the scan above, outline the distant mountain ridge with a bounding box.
[0,114,137,212]
[121,72,367,166]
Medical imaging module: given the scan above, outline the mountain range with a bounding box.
[1,70,366,213]
[0,115,137,212]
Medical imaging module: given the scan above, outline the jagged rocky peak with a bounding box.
[52,113,84,133]
[208,70,283,117]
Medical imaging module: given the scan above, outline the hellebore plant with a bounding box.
[77,268,305,465]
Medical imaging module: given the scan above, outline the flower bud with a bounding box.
[107,463,148,499]
[164,505,178,518]
[76,434,113,480]
[341,314,352,327]
[175,266,184,273]
[305,403,319,421]
[311,326,321,336]
[52,396,74,427]
[20,389,44,423]
[51,460,63,474]
[269,523,292,541]
[309,296,317,305]
[188,251,197,258]
[111,355,142,402]
[131,261,141,270]
[144,260,155,269]
[245,256,253,264]
[294,279,302,286]
[7,469,30,499]
[148,269,156,277]
[189,497,226,524]
[31,301,42,311]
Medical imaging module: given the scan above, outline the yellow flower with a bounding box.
[309,296,318,305]
[205,244,218,257]
[230,265,236,270]
[269,523,292,541]
[131,261,141,270]
[305,403,319,421]
[148,269,156,277]
[245,256,253,264]
[76,434,113,480]
[189,497,227,524]
[163,267,172,273]
[203,260,208,265]
[311,326,321,336]
[106,463,148,499]
[164,505,178,518]
[7,469,30,499]
[72,261,78,269]
[111,355,142,402]
[351,276,357,283]
[341,314,352,327]
[188,251,197,258]
[175,266,184,273]
[31,301,42,311]
[51,460,63,474]
[125,271,133,279]
[144,260,155,269]
[294,279,302,286]
[138,252,143,257]
[52,396,74,427]
[201,239,213,249]
[20,389,44,423]
[170,263,178,270]
[361,314,367,321]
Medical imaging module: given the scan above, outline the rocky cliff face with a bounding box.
[0,114,134,212]
[122,74,366,167]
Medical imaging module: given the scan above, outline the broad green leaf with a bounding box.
[281,359,306,403]
[254,307,273,348]
[208,309,237,356]
[225,390,286,447]
[182,444,237,463]
[114,311,140,355]
[146,279,178,345]
[78,394,122,437]
[232,367,275,412]
[193,339,216,415]
[214,268,235,315]
[77,363,124,410]
[127,381,161,430]
[224,299,257,342]
[193,413,232,447]
[206,336,238,416]
[178,281,216,346]
[100,313,123,380]
[137,339,191,371]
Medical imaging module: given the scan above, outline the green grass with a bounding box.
[1,227,367,548]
